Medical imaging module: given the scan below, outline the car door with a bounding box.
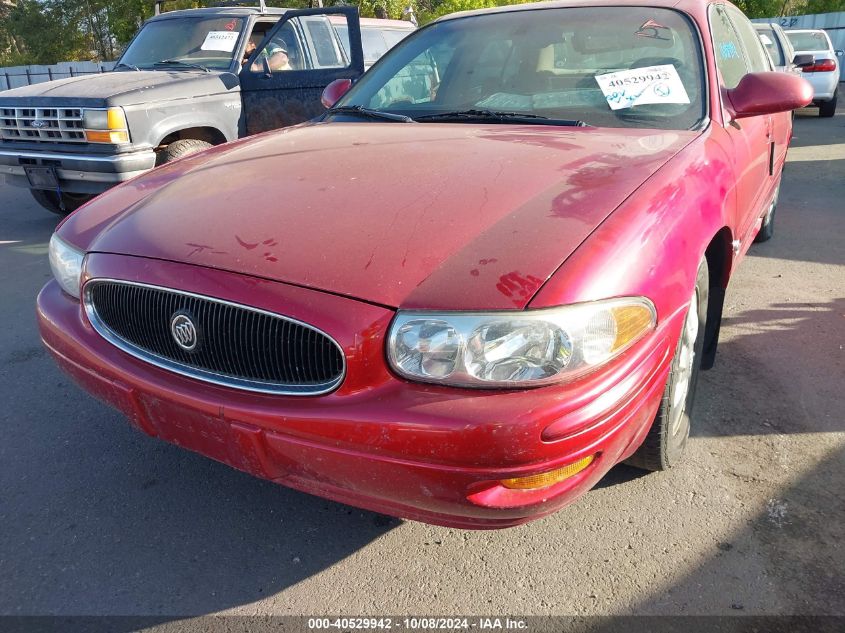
[239,6,364,136]
[710,4,775,254]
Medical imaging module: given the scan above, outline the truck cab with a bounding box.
[0,1,389,215]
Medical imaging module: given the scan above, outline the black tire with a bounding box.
[754,184,779,244]
[627,258,708,471]
[29,189,94,216]
[155,139,213,166]
[819,91,837,118]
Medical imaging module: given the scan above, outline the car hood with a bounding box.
[0,70,236,107]
[63,122,697,310]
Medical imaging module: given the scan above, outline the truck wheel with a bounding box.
[819,92,837,118]
[155,139,213,166]
[626,258,708,471]
[30,189,94,216]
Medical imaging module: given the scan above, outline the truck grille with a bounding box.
[84,280,346,395]
[0,106,86,143]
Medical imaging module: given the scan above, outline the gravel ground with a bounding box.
[0,104,842,623]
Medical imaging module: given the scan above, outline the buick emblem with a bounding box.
[31,120,48,129]
[170,313,198,351]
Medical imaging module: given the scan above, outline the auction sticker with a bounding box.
[595,64,690,110]
[201,31,240,52]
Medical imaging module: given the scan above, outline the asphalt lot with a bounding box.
[1,105,843,623]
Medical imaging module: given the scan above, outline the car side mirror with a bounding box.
[321,78,353,109]
[726,72,813,119]
[792,53,815,68]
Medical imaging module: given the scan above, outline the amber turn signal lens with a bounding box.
[85,130,129,144]
[106,108,127,130]
[610,304,655,353]
[500,454,595,490]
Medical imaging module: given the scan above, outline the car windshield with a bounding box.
[756,28,785,66]
[118,17,246,71]
[786,31,830,51]
[337,7,706,130]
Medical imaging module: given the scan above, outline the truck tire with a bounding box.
[155,139,213,166]
[30,189,94,216]
[626,258,708,471]
[819,92,837,118]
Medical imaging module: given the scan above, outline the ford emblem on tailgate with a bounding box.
[170,313,199,351]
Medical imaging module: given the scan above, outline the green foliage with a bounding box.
[3,0,845,67]
[735,0,845,17]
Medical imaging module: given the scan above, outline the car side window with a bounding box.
[249,20,304,73]
[709,4,749,89]
[726,5,772,72]
[303,16,347,68]
[757,28,784,67]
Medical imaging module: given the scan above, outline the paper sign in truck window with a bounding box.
[594,64,690,111]
[201,31,240,52]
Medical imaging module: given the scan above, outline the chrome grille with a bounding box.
[0,106,86,143]
[84,280,346,395]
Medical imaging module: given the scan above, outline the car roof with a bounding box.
[433,0,716,23]
[147,6,288,21]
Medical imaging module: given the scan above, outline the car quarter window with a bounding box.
[709,4,750,88]
[725,5,772,72]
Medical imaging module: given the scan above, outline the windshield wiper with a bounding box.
[153,59,210,73]
[114,62,141,71]
[325,105,414,123]
[415,109,587,126]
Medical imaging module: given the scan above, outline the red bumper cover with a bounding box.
[38,254,675,528]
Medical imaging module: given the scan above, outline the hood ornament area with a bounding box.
[170,312,199,351]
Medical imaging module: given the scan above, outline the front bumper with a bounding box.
[37,254,679,529]
[0,146,156,194]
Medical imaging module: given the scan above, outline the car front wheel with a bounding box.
[754,183,779,243]
[627,258,708,471]
[155,139,213,166]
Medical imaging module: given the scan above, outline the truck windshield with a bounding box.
[119,17,246,71]
[337,7,706,130]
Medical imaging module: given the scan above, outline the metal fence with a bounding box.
[0,61,117,91]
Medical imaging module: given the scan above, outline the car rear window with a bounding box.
[340,7,706,130]
[786,31,831,51]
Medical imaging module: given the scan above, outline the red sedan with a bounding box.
[38,0,811,528]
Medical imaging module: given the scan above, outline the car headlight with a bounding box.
[48,234,85,298]
[387,298,656,388]
[82,107,129,144]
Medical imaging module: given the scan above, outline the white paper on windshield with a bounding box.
[201,31,240,52]
[594,64,690,111]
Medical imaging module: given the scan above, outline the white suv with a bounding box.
[785,29,843,117]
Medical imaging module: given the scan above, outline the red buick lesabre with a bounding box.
[38,0,811,528]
